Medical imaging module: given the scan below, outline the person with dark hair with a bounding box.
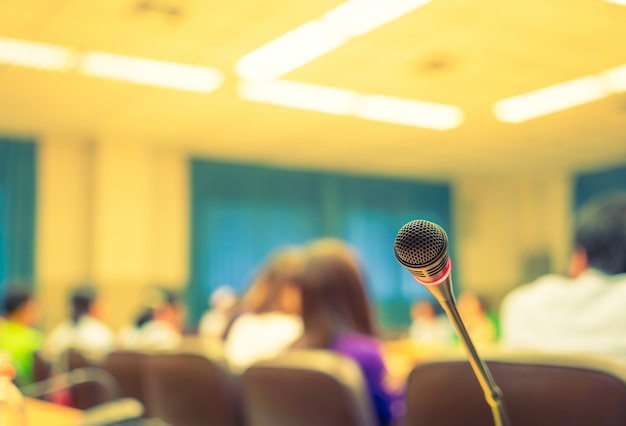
[0,286,42,385]
[118,287,185,350]
[500,192,626,357]
[294,238,403,426]
[224,247,305,371]
[44,286,114,361]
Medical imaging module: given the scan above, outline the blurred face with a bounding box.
[411,301,435,320]
[155,303,186,330]
[21,299,39,326]
[89,298,105,320]
[280,282,302,315]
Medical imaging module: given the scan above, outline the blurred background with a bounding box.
[1,0,626,334]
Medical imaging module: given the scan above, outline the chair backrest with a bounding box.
[66,348,109,410]
[33,351,52,384]
[103,350,151,416]
[144,351,242,426]
[241,350,377,426]
[403,353,626,426]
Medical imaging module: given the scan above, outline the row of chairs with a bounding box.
[33,341,626,426]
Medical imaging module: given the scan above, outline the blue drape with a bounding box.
[0,137,37,291]
[575,165,626,209]
[190,159,452,327]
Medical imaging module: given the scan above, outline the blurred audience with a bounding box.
[500,193,626,358]
[198,285,238,341]
[294,238,403,426]
[456,291,499,348]
[44,286,115,362]
[0,286,42,385]
[224,247,305,371]
[408,299,452,347]
[119,288,185,351]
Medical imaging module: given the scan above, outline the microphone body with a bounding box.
[395,220,510,426]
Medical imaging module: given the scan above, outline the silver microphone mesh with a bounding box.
[394,220,449,280]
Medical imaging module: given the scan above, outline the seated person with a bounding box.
[408,299,453,348]
[198,285,238,341]
[119,288,185,351]
[456,291,499,348]
[224,247,305,371]
[293,238,404,426]
[500,193,626,358]
[0,286,43,385]
[44,286,115,362]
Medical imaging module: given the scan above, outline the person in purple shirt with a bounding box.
[293,238,404,426]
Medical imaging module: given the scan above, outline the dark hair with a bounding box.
[2,287,33,316]
[241,247,306,314]
[574,193,626,275]
[70,286,97,324]
[135,307,154,328]
[296,238,375,349]
[134,287,180,328]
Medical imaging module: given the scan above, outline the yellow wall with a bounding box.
[36,135,188,331]
[35,136,573,329]
[453,174,572,307]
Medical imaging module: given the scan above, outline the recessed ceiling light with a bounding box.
[494,76,610,123]
[494,64,626,123]
[235,0,432,80]
[358,94,463,130]
[239,79,463,130]
[238,80,357,115]
[0,37,74,71]
[80,52,223,93]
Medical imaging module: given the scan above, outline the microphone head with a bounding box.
[394,219,449,282]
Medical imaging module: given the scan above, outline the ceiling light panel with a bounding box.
[494,64,626,123]
[0,37,74,71]
[235,0,432,80]
[239,80,463,130]
[80,52,223,93]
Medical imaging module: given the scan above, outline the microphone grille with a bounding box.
[394,220,448,267]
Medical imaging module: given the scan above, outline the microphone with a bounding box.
[394,220,511,426]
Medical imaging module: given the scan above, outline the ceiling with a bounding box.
[0,0,625,179]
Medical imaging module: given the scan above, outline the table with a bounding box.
[25,398,84,426]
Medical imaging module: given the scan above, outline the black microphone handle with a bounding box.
[424,276,511,426]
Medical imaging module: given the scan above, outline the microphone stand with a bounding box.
[425,277,511,426]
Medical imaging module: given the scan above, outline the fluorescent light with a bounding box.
[605,65,626,92]
[239,79,463,130]
[80,52,223,93]
[494,76,609,123]
[235,22,345,81]
[0,37,73,71]
[236,0,432,80]
[323,0,432,38]
[604,0,626,5]
[358,94,463,130]
[238,80,358,115]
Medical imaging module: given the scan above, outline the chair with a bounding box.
[32,351,52,384]
[103,350,151,416]
[403,353,626,426]
[241,350,377,426]
[66,348,111,410]
[144,351,242,426]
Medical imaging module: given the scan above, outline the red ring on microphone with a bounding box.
[415,258,452,286]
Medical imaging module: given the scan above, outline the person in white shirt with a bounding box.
[198,286,238,341]
[224,247,305,371]
[118,288,185,351]
[500,193,626,358]
[44,286,115,362]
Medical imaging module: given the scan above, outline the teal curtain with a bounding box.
[190,159,452,328]
[0,137,37,292]
[575,164,626,209]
